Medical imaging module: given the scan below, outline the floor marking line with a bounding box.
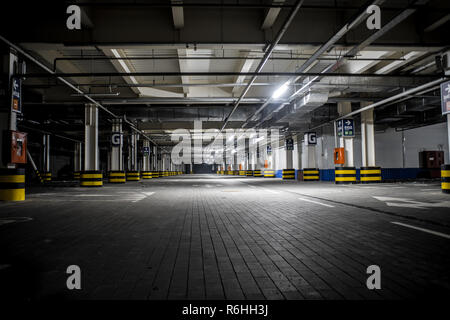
[298,197,335,208]
[391,222,450,239]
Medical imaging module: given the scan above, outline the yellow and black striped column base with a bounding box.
[239,170,246,176]
[442,164,450,194]
[80,171,103,187]
[126,171,141,181]
[246,170,253,176]
[0,168,25,201]
[360,166,382,183]
[35,170,44,183]
[42,171,52,182]
[108,171,126,183]
[303,169,319,181]
[253,170,262,177]
[162,171,169,177]
[142,171,152,179]
[264,169,275,178]
[152,171,160,178]
[335,167,356,184]
[226,170,233,175]
[73,171,81,180]
[282,169,295,180]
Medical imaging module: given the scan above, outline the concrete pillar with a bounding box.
[84,104,99,171]
[110,119,123,171]
[74,142,82,179]
[295,135,302,169]
[108,119,126,183]
[142,140,150,171]
[335,101,357,184]
[337,101,354,167]
[0,50,26,200]
[81,104,102,187]
[40,134,51,182]
[361,106,375,167]
[285,139,293,169]
[128,132,139,171]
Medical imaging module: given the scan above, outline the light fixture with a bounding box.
[272,81,290,99]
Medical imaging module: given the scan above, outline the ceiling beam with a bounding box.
[232,52,257,95]
[261,0,285,29]
[171,0,184,29]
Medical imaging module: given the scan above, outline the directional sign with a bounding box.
[304,132,317,145]
[285,138,294,150]
[266,145,272,155]
[142,146,150,156]
[111,132,122,146]
[337,119,354,137]
[441,80,450,115]
[11,78,22,113]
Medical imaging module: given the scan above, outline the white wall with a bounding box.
[315,122,449,169]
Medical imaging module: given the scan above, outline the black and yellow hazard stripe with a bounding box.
[282,169,295,180]
[142,171,152,179]
[226,170,234,175]
[442,164,450,194]
[253,170,262,177]
[335,167,356,184]
[264,169,275,178]
[73,171,81,180]
[35,170,44,183]
[80,170,103,187]
[360,166,381,183]
[152,171,160,178]
[239,170,246,176]
[108,171,126,183]
[126,171,141,181]
[42,171,52,182]
[0,168,25,201]
[162,171,168,177]
[303,168,319,181]
[246,170,253,176]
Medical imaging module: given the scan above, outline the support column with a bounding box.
[264,132,275,178]
[335,101,356,184]
[141,140,152,179]
[127,131,140,181]
[282,137,295,180]
[109,119,125,183]
[442,114,450,194]
[81,104,102,187]
[360,106,381,183]
[73,142,82,180]
[42,134,51,182]
[302,133,319,181]
[0,50,25,201]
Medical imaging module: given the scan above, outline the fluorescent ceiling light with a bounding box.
[272,81,290,99]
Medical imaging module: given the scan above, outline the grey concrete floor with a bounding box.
[0,174,449,300]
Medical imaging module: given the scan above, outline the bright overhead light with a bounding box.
[272,81,290,99]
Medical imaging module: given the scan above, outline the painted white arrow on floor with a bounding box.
[373,196,450,209]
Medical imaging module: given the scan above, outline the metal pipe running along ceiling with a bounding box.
[242,0,386,127]
[0,34,158,145]
[22,72,437,78]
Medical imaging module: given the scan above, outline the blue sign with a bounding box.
[266,145,272,154]
[337,119,354,137]
[285,138,294,150]
[441,80,450,115]
[11,78,22,113]
[142,146,150,156]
